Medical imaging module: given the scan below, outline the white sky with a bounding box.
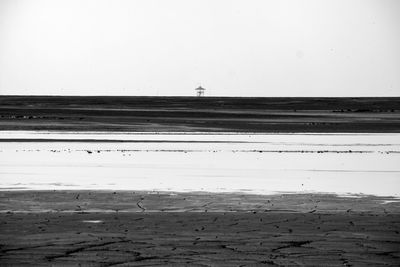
[0,0,399,96]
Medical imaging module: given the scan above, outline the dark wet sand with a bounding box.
[1,96,400,132]
[1,191,399,266]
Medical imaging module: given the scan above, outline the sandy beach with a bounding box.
[1,191,400,266]
[1,97,400,266]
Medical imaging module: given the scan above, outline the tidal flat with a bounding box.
[0,132,399,266]
[1,132,399,196]
[1,96,400,265]
[1,96,400,132]
[0,191,400,266]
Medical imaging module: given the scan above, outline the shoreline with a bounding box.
[3,130,400,134]
[1,134,399,264]
[1,132,399,197]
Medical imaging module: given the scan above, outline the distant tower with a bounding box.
[195,86,205,97]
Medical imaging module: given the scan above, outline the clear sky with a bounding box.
[0,0,399,96]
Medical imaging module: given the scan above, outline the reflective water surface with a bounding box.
[0,131,399,196]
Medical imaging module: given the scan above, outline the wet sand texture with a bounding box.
[1,212,400,266]
[1,96,400,132]
[1,191,400,266]
[1,191,400,213]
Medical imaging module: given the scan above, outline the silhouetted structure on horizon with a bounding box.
[195,86,205,97]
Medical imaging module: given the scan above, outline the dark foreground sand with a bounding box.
[1,191,400,266]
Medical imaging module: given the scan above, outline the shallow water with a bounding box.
[0,131,399,196]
